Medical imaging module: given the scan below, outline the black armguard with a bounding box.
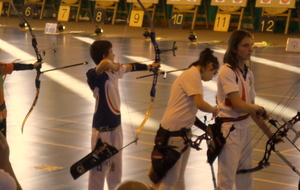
[13,63,34,70]
[131,63,148,72]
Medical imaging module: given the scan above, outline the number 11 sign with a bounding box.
[213,13,231,32]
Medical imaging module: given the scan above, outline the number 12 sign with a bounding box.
[259,16,276,33]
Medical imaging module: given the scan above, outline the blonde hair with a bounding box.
[115,180,152,190]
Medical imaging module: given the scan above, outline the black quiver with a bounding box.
[207,118,226,165]
[70,138,119,179]
[149,126,181,184]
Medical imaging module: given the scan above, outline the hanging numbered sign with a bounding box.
[169,12,184,29]
[129,10,144,27]
[0,2,3,15]
[93,8,107,24]
[259,15,276,33]
[213,13,231,32]
[23,4,35,18]
[58,5,71,21]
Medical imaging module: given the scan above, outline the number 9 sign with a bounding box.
[129,10,144,27]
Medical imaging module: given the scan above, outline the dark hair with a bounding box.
[189,48,219,71]
[90,40,112,65]
[224,30,253,69]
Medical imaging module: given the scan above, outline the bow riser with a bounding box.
[149,32,160,63]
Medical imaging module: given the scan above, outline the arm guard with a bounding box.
[13,63,35,70]
[131,63,148,72]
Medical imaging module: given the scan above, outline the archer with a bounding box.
[215,30,283,190]
[75,40,159,190]
[149,48,219,189]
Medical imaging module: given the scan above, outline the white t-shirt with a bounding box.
[161,66,203,131]
[0,169,17,190]
[217,64,255,118]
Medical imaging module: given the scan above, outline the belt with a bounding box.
[95,125,119,132]
[169,128,191,137]
[220,114,250,123]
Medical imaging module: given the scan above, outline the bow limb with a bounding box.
[136,0,160,63]
[237,146,300,175]
[237,136,273,174]
[21,88,39,133]
[10,1,43,133]
[134,0,160,140]
[135,102,154,139]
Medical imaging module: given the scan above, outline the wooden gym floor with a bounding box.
[0,16,299,190]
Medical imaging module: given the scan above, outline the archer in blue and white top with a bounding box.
[87,40,159,190]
